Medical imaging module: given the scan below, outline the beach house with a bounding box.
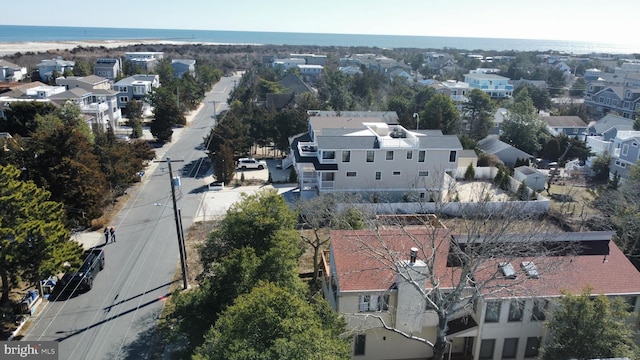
[288,111,462,202]
[322,229,640,360]
[464,73,513,99]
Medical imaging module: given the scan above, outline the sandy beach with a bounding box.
[0,39,228,56]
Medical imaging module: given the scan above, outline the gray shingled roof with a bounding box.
[589,114,635,134]
[477,135,533,158]
[544,116,587,127]
[48,88,90,100]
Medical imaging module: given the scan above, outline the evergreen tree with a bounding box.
[464,163,476,180]
[423,93,461,134]
[541,288,639,360]
[149,87,184,142]
[0,164,83,303]
[193,283,350,360]
[462,88,495,140]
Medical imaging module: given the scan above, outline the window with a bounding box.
[449,150,457,162]
[321,172,335,181]
[531,299,547,321]
[524,337,541,358]
[622,144,629,156]
[366,150,375,162]
[386,151,394,160]
[623,296,637,312]
[119,96,129,103]
[418,150,426,162]
[322,151,335,160]
[375,171,381,180]
[354,334,366,356]
[346,171,357,177]
[502,338,518,359]
[393,171,401,176]
[479,339,495,360]
[359,294,389,312]
[342,151,351,162]
[419,171,429,176]
[508,300,524,322]
[406,150,413,160]
[485,301,501,323]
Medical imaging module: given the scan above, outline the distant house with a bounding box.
[124,52,164,61]
[584,84,640,119]
[273,58,306,70]
[339,66,362,76]
[584,68,602,82]
[542,115,587,137]
[435,80,470,112]
[1,81,65,99]
[56,75,111,91]
[171,59,196,78]
[290,53,327,66]
[514,165,547,191]
[510,78,548,90]
[477,136,533,167]
[113,74,160,109]
[265,74,313,110]
[94,58,121,80]
[288,111,462,201]
[464,73,513,98]
[587,113,635,140]
[265,93,295,110]
[48,87,122,129]
[297,64,323,82]
[125,52,164,73]
[490,108,508,135]
[610,135,640,181]
[0,59,27,82]
[388,67,412,82]
[36,58,75,82]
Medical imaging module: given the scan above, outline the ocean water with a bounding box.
[1,25,639,55]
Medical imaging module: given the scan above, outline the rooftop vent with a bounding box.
[520,261,539,279]
[499,262,517,279]
[410,247,418,263]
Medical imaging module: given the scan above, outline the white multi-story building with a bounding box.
[288,111,462,202]
[323,229,640,360]
[464,73,513,99]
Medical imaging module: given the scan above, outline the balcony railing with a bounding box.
[297,142,318,157]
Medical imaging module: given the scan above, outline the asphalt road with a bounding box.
[22,74,240,360]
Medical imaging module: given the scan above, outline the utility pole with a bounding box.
[413,113,420,131]
[159,157,188,289]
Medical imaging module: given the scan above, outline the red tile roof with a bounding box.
[330,229,640,298]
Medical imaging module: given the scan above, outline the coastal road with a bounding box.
[22,74,240,360]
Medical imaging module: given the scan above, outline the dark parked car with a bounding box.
[59,248,105,292]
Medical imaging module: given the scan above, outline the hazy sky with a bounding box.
[8,0,639,43]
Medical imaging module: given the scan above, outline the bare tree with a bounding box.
[335,199,575,360]
[295,193,366,284]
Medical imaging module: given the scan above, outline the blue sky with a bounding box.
[9,0,640,43]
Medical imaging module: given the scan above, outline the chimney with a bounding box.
[410,247,418,264]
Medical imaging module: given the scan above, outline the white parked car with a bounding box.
[236,158,267,170]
